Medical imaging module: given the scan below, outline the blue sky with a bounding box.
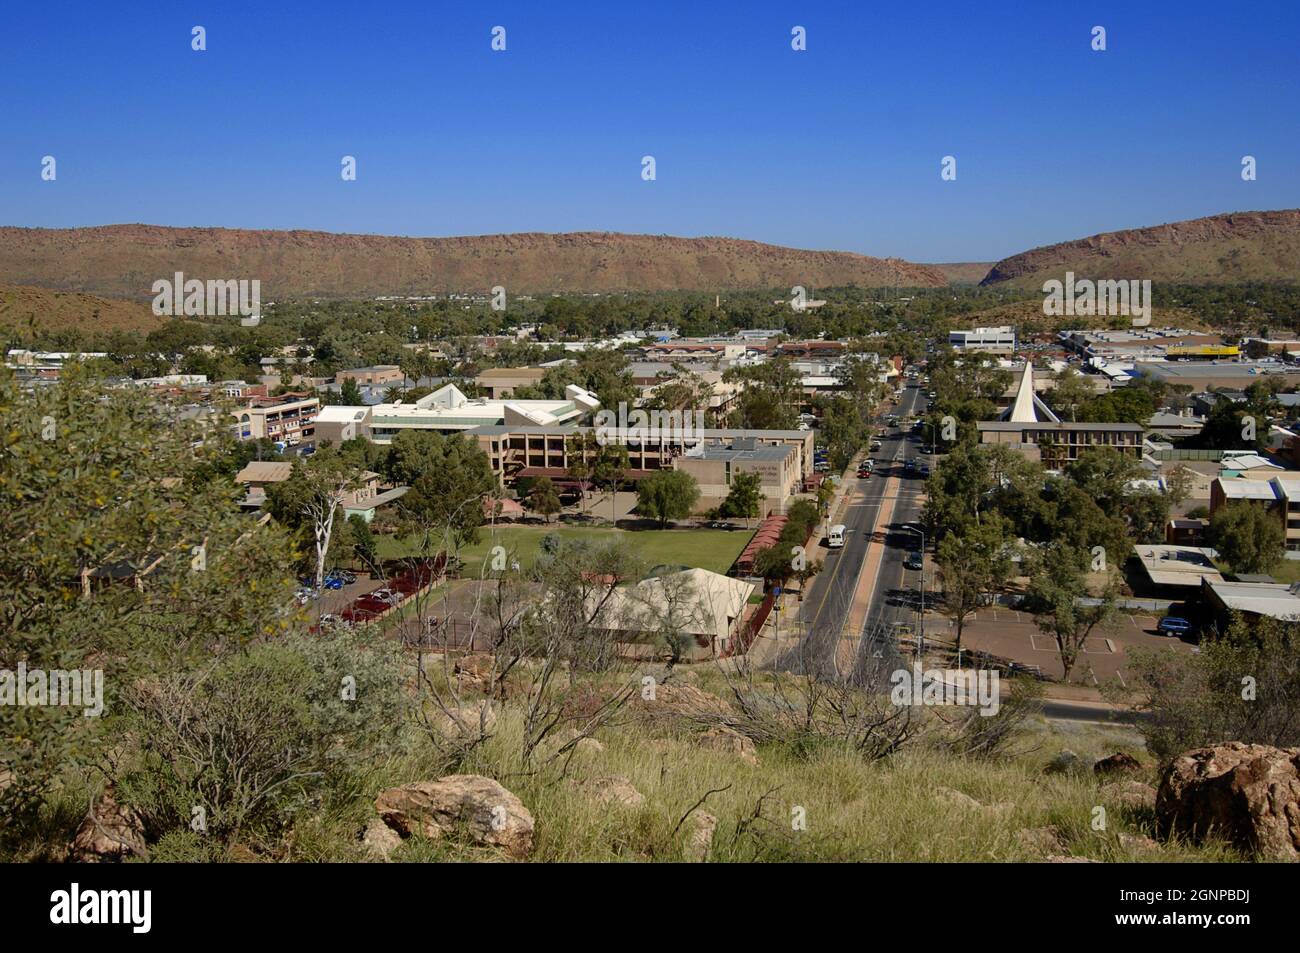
[2,0,1297,262]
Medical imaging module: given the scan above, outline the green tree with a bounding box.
[338,377,364,405]
[591,442,629,526]
[1206,503,1286,575]
[1026,544,1117,681]
[385,430,498,551]
[720,470,763,527]
[0,367,296,833]
[527,476,563,523]
[635,470,700,528]
[936,517,1013,653]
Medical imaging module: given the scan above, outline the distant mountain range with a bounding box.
[980,209,1300,287]
[0,225,947,299]
[0,212,1294,337]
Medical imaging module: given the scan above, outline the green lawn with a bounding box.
[376,524,753,576]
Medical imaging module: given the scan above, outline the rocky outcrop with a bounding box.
[582,776,646,809]
[685,812,718,863]
[634,683,734,724]
[1094,752,1144,778]
[1156,743,1300,860]
[1044,749,1096,776]
[697,726,759,765]
[1100,780,1158,811]
[360,818,403,861]
[429,701,496,739]
[70,789,145,862]
[1016,826,1066,857]
[375,775,534,859]
[0,225,948,299]
[981,209,1300,287]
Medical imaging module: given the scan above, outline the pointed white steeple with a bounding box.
[1000,363,1060,423]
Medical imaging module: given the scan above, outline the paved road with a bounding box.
[782,380,930,682]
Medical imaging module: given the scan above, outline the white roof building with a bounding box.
[367,382,599,444]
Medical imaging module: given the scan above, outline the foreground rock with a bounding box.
[1156,743,1300,860]
[583,776,646,808]
[70,789,145,862]
[935,787,983,811]
[1100,780,1158,811]
[634,683,733,723]
[1094,752,1143,777]
[698,726,759,765]
[375,775,534,859]
[685,812,717,863]
[360,818,403,861]
[429,701,497,739]
[1015,825,1066,857]
[1044,749,1095,776]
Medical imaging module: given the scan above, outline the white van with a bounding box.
[827,524,846,549]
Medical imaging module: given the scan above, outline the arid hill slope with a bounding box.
[0,225,947,299]
[0,283,163,335]
[981,210,1300,287]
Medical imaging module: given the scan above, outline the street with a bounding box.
[780,379,930,683]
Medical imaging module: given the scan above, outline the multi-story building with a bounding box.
[367,382,599,444]
[335,365,405,388]
[231,393,319,447]
[1210,474,1300,551]
[976,363,1143,467]
[474,367,548,399]
[465,424,814,503]
[949,326,1017,354]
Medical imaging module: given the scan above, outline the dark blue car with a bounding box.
[1157,616,1192,636]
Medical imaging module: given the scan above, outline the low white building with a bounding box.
[367,382,599,444]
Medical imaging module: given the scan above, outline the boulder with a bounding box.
[934,787,983,810]
[1119,832,1159,853]
[70,789,145,863]
[1156,742,1300,860]
[375,775,534,859]
[698,726,759,765]
[635,683,733,722]
[1094,752,1143,778]
[360,817,403,861]
[1015,825,1065,857]
[584,776,646,808]
[1044,749,1095,776]
[685,812,717,863]
[429,701,496,739]
[1100,780,1158,811]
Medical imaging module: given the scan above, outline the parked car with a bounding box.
[1157,616,1193,636]
[328,569,357,585]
